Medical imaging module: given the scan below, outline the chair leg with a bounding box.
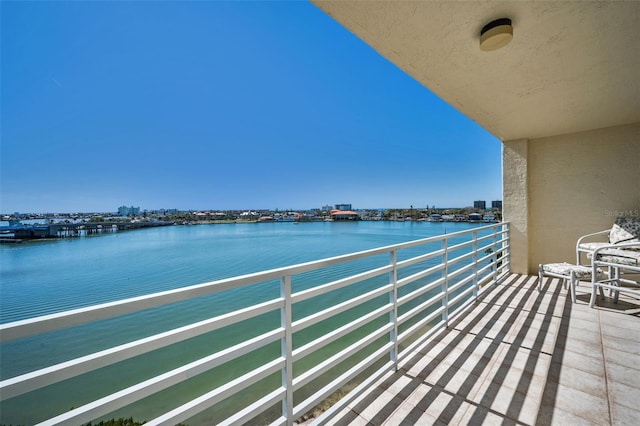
[569,272,577,303]
[613,267,620,303]
[538,264,543,291]
[589,284,597,307]
[590,271,598,308]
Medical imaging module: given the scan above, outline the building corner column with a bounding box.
[502,139,530,274]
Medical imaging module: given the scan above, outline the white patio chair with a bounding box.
[578,216,640,307]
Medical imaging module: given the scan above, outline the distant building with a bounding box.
[330,209,359,221]
[335,204,352,211]
[473,200,486,210]
[483,213,496,222]
[491,200,503,209]
[118,206,140,216]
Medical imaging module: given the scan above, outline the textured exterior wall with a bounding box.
[504,122,640,274]
[503,139,529,274]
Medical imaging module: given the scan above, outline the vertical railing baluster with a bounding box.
[472,230,479,299]
[280,275,294,425]
[492,225,498,285]
[505,222,511,272]
[389,250,398,371]
[441,238,449,327]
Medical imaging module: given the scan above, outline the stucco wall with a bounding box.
[504,122,640,274]
[502,139,529,274]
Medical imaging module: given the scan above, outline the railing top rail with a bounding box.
[0,222,509,342]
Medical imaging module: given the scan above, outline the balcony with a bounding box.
[320,274,640,425]
[1,223,638,425]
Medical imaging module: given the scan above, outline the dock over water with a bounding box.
[1,221,174,241]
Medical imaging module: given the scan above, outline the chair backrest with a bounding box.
[609,216,640,244]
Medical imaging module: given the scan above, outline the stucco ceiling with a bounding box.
[311,1,640,141]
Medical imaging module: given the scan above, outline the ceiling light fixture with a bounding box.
[480,18,513,51]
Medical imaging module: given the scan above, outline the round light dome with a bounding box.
[480,18,513,51]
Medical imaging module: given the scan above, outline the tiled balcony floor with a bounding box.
[322,273,640,425]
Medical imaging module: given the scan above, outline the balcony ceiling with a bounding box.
[311,1,640,141]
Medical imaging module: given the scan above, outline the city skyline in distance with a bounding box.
[1,2,501,214]
[3,200,503,217]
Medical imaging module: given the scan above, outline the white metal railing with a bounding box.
[0,222,510,425]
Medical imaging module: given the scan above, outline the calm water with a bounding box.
[0,221,484,424]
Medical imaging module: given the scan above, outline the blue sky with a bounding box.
[1,1,501,213]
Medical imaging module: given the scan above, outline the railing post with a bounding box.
[389,250,398,371]
[441,238,449,327]
[280,275,294,425]
[472,230,479,299]
[504,222,511,273]
[492,225,498,284]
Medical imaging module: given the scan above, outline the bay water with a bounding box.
[0,221,485,424]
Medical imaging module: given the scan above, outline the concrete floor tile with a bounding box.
[602,333,640,354]
[514,320,561,354]
[559,323,601,341]
[458,404,518,426]
[611,403,640,426]
[450,347,497,377]
[419,335,500,379]
[469,316,523,344]
[601,322,640,342]
[383,373,421,401]
[608,381,640,411]
[490,344,552,378]
[537,405,600,425]
[407,335,489,378]
[401,353,438,380]
[565,316,602,334]
[598,310,640,327]
[523,310,562,332]
[354,390,402,425]
[429,365,485,401]
[403,384,471,425]
[533,293,570,318]
[558,329,603,356]
[381,397,440,426]
[440,333,482,354]
[418,357,452,383]
[554,346,604,373]
[543,382,609,424]
[551,365,607,397]
[480,360,548,400]
[416,340,454,362]
[321,408,370,426]
[606,362,640,388]
[603,346,640,371]
[479,381,541,425]
[346,371,397,408]
[463,304,519,327]
[563,305,600,321]
[480,282,527,305]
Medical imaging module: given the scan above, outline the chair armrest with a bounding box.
[576,229,610,248]
[576,229,611,264]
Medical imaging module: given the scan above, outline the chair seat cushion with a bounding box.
[590,248,640,266]
[541,262,595,278]
[579,242,610,251]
